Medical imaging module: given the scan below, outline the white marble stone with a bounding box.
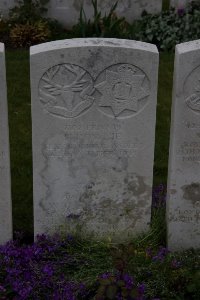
[167,40,200,251]
[31,38,158,240]
[0,43,12,244]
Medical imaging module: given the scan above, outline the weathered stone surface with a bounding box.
[1,1,162,27]
[167,40,200,251]
[0,43,12,244]
[0,0,15,16]
[31,38,158,240]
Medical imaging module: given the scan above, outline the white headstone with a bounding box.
[0,43,12,244]
[167,40,200,250]
[31,38,158,240]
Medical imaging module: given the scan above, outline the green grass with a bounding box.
[154,52,174,186]
[162,0,170,11]
[5,50,174,235]
[6,50,33,235]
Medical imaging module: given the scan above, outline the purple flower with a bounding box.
[177,7,185,17]
[123,273,134,289]
[100,272,111,279]
[146,247,153,258]
[43,264,54,276]
[171,259,181,269]
[152,184,166,208]
[18,285,33,299]
[0,285,6,292]
[138,283,145,294]
[152,247,169,262]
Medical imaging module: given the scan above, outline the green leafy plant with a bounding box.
[10,20,50,48]
[9,0,49,24]
[7,0,67,44]
[134,1,200,51]
[72,0,129,38]
[0,18,10,45]
[95,272,145,300]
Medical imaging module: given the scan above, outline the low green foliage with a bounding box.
[72,0,129,38]
[134,1,200,51]
[10,21,50,48]
[1,233,199,299]
[0,0,66,47]
[95,272,144,300]
[8,0,49,24]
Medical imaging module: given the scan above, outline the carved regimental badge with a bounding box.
[39,64,95,118]
[95,64,150,118]
[185,79,200,112]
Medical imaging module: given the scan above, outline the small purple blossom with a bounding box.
[43,264,54,276]
[146,247,153,258]
[0,285,6,292]
[152,184,166,208]
[152,247,170,262]
[123,273,134,289]
[100,272,111,279]
[138,283,145,295]
[177,6,185,17]
[0,234,88,299]
[171,259,181,269]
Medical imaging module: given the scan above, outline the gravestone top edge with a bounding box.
[176,39,200,54]
[30,38,158,56]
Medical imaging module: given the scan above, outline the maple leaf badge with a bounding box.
[95,64,149,117]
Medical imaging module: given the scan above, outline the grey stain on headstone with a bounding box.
[182,183,200,206]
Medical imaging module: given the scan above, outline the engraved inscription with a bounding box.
[184,120,200,129]
[95,64,150,118]
[39,64,95,118]
[43,122,142,160]
[184,66,200,112]
[176,141,200,162]
[170,209,200,223]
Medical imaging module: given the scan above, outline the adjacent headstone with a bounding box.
[167,40,200,250]
[0,43,12,244]
[31,38,158,240]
